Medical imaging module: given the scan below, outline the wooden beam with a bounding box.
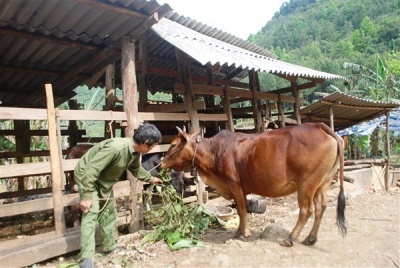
[0,159,79,179]
[268,81,317,94]
[0,107,199,123]
[0,28,98,50]
[53,43,120,90]
[74,0,147,19]
[174,83,296,103]
[198,114,228,121]
[0,129,85,137]
[86,67,106,89]
[144,101,206,112]
[0,149,71,159]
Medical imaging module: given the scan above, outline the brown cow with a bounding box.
[160,123,346,247]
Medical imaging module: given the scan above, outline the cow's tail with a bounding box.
[321,123,347,237]
[336,137,347,237]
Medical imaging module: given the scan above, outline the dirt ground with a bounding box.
[38,181,399,268]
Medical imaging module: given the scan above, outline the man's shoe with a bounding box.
[80,258,94,268]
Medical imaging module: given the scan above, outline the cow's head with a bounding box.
[160,126,201,171]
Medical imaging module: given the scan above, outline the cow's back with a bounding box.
[227,123,339,197]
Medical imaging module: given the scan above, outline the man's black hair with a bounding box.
[133,123,162,145]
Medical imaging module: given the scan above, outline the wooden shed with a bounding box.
[0,0,362,265]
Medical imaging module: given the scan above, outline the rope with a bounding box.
[106,110,114,138]
[83,192,114,214]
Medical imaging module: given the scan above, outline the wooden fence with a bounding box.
[0,86,228,267]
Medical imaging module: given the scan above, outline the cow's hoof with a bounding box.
[279,237,294,247]
[237,235,252,242]
[302,236,317,246]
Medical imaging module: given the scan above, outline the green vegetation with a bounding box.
[249,0,400,103]
[142,169,223,250]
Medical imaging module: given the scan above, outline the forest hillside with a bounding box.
[249,0,399,104]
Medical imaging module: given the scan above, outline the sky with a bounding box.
[157,0,288,39]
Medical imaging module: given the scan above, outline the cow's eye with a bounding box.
[171,144,176,148]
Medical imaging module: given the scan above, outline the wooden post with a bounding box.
[329,106,334,130]
[278,95,285,127]
[68,100,78,147]
[105,64,116,139]
[14,120,29,191]
[121,36,142,232]
[385,111,391,191]
[291,82,301,125]
[175,48,205,203]
[45,84,66,235]
[223,88,234,132]
[175,49,200,132]
[138,32,148,112]
[249,70,263,132]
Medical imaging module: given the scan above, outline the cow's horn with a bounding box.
[176,126,184,135]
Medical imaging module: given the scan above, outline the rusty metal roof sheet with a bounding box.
[151,18,346,80]
[298,92,400,131]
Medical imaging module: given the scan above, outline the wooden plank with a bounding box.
[58,109,127,121]
[45,84,66,234]
[0,149,71,158]
[174,82,224,96]
[0,129,85,136]
[1,108,194,124]
[0,159,79,178]
[139,112,190,121]
[145,101,206,112]
[0,180,130,218]
[0,107,47,120]
[198,114,228,121]
[0,229,81,267]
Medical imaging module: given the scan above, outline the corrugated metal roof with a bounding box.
[0,0,347,109]
[165,13,276,58]
[298,92,400,131]
[151,18,346,80]
[0,0,173,107]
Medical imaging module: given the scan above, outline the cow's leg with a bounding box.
[231,188,251,239]
[280,190,315,247]
[302,181,330,245]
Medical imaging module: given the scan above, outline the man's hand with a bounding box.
[80,199,93,213]
[152,177,163,184]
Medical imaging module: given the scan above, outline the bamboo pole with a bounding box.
[385,111,390,191]
[45,84,66,234]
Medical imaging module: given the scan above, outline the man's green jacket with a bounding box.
[74,137,154,200]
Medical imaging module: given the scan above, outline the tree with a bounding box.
[343,56,400,102]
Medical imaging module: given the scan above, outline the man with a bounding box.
[75,123,163,268]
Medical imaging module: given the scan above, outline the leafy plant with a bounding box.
[141,169,223,250]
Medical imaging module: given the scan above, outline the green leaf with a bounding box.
[56,263,79,268]
[155,185,162,193]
